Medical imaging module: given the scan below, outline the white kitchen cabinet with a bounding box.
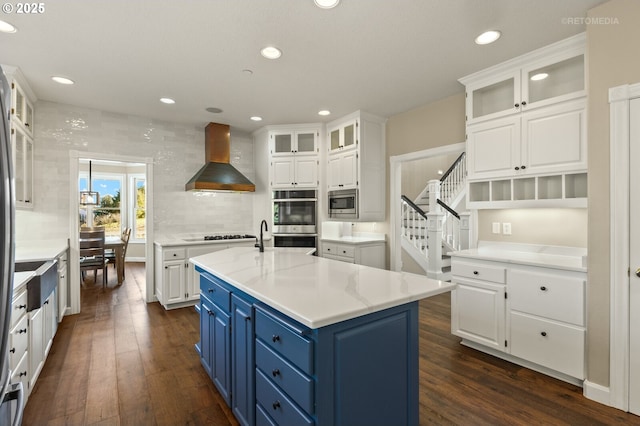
[4,66,36,210]
[155,241,256,310]
[450,254,586,384]
[463,34,585,125]
[320,240,385,269]
[269,128,319,189]
[326,111,386,221]
[10,126,34,209]
[43,291,58,357]
[467,99,586,180]
[327,150,357,190]
[271,156,318,188]
[28,305,44,391]
[9,289,29,403]
[57,250,68,322]
[461,34,587,209]
[328,118,357,153]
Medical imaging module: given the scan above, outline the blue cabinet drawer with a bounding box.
[200,273,231,312]
[255,306,313,375]
[256,403,277,426]
[256,339,314,414]
[256,369,314,426]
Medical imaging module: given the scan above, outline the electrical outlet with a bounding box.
[492,222,501,234]
[502,223,512,235]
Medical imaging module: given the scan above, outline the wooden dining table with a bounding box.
[105,236,125,284]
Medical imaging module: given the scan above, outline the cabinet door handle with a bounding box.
[540,331,547,337]
[272,369,280,377]
[208,288,215,293]
[521,101,527,106]
[514,166,520,171]
[272,401,281,410]
[473,271,479,275]
[540,286,547,291]
[9,348,15,354]
[521,165,526,170]
[17,304,26,310]
[207,309,214,317]
[18,328,27,334]
[272,334,280,343]
[514,103,520,108]
[19,371,27,378]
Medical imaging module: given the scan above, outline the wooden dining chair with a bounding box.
[79,227,108,287]
[106,227,131,279]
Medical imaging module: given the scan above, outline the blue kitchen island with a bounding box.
[191,247,455,426]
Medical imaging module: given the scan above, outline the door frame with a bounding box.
[608,82,640,410]
[389,142,469,271]
[68,150,155,315]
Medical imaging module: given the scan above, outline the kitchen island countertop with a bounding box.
[191,246,454,329]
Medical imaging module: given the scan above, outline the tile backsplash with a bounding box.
[16,100,255,242]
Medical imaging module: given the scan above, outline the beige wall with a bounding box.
[586,0,640,386]
[478,209,587,247]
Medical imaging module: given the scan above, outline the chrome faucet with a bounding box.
[256,219,268,252]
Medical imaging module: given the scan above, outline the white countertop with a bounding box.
[191,247,454,329]
[449,241,587,272]
[15,239,68,262]
[13,271,34,292]
[155,234,260,248]
[320,235,386,244]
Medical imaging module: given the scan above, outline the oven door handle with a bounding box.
[273,198,318,202]
[272,233,318,237]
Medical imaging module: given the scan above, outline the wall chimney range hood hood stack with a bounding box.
[185,122,255,192]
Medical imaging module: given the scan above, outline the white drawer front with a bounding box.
[509,269,585,326]
[322,243,337,256]
[509,312,584,379]
[9,314,29,370]
[452,260,506,284]
[163,248,186,260]
[334,244,355,258]
[11,290,28,328]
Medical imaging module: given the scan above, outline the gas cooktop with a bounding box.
[203,234,256,241]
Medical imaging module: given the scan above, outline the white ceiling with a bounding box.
[0,0,604,135]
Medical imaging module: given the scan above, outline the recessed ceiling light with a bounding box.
[250,116,263,122]
[314,0,340,9]
[206,107,223,113]
[318,110,331,116]
[160,97,175,104]
[261,46,282,59]
[530,72,549,81]
[475,30,501,45]
[437,170,444,175]
[51,76,75,85]
[0,20,17,33]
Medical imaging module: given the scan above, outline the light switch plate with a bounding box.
[502,223,512,235]
[492,222,501,234]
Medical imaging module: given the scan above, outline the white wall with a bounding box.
[17,100,255,243]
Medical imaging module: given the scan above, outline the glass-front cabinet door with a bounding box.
[328,119,358,153]
[522,53,585,110]
[271,132,293,156]
[11,126,34,208]
[294,131,317,154]
[466,71,520,124]
[11,81,35,136]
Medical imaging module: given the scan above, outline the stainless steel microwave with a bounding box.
[328,189,358,219]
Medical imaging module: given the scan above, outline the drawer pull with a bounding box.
[272,369,280,377]
[19,371,27,378]
[17,304,26,310]
[18,328,27,334]
[207,309,214,317]
[272,401,281,410]
[9,348,15,353]
[272,334,280,343]
[208,288,215,293]
[540,286,547,291]
[541,331,547,337]
[473,271,479,275]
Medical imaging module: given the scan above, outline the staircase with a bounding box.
[401,152,469,280]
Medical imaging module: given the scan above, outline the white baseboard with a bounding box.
[583,380,611,406]
[124,257,146,263]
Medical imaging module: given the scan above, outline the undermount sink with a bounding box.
[15,260,58,311]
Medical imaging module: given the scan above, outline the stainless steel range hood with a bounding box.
[185,122,255,192]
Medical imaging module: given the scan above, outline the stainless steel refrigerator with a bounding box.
[0,66,24,425]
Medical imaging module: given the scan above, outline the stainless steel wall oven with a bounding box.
[272,190,317,252]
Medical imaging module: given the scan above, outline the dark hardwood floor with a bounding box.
[22,263,640,425]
